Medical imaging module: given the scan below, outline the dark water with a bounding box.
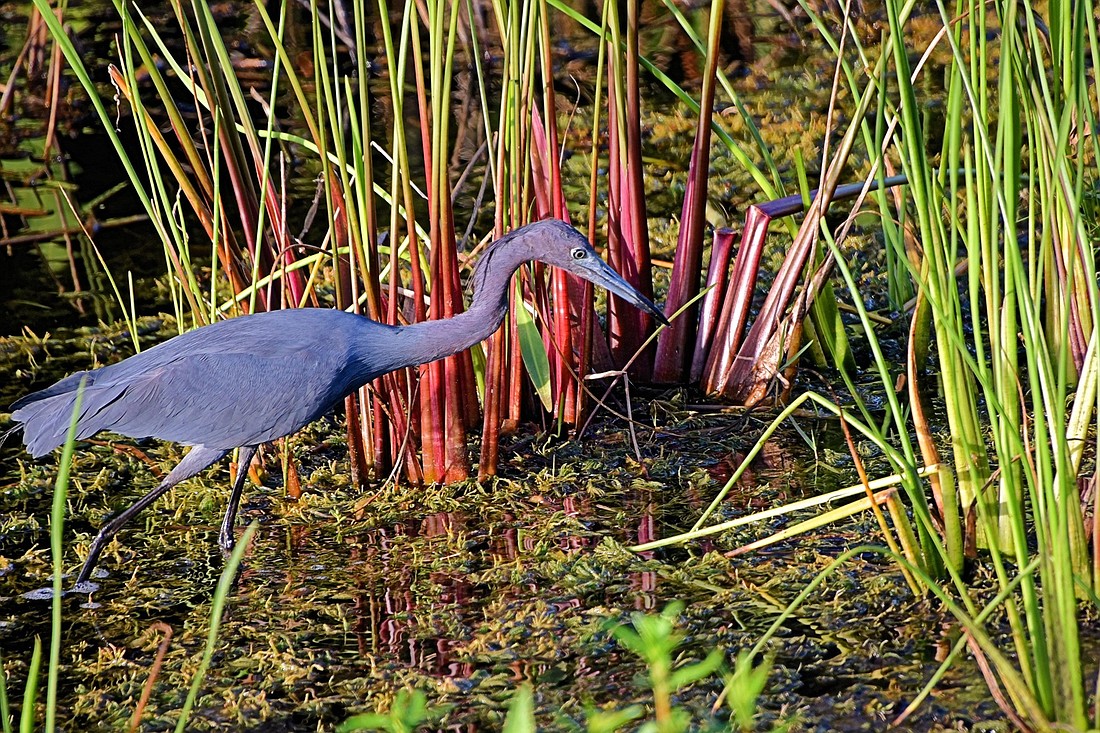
[0,0,188,336]
[0,128,168,336]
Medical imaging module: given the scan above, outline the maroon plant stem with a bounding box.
[601,7,650,374]
[623,0,654,375]
[420,363,445,482]
[1053,231,1089,372]
[507,285,524,427]
[652,0,725,383]
[327,177,371,478]
[408,12,433,187]
[439,245,470,482]
[478,324,505,480]
[578,59,604,424]
[346,114,389,479]
[531,99,581,424]
[428,188,469,483]
[444,205,479,427]
[479,119,514,476]
[388,369,424,484]
[412,242,445,483]
[370,389,388,476]
[344,394,370,486]
[701,207,770,394]
[328,177,355,312]
[604,58,641,368]
[220,140,266,310]
[575,280,596,422]
[259,177,301,309]
[407,10,446,482]
[689,227,736,382]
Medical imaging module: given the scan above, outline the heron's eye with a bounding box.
[570,247,587,260]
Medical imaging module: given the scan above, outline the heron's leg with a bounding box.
[219,445,257,553]
[76,446,228,585]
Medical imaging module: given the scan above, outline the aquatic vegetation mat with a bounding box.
[0,323,1012,732]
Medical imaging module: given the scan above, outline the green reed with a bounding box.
[826,0,1097,725]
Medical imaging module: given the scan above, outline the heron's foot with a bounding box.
[21,586,61,601]
[76,559,100,585]
[21,579,100,600]
[71,579,101,594]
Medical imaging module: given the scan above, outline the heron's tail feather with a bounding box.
[10,370,95,411]
[11,373,127,458]
[0,423,20,451]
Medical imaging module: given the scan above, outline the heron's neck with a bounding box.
[394,295,510,367]
[387,244,529,369]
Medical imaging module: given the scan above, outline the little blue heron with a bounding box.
[9,219,666,586]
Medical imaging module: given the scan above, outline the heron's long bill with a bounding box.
[587,257,671,327]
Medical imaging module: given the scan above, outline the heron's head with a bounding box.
[523,219,669,326]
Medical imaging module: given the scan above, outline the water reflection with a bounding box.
[337,513,479,678]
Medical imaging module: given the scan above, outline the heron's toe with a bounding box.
[71,580,101,594]
[21,586,59,601]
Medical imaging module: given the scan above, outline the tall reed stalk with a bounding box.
[831,0,1097,724]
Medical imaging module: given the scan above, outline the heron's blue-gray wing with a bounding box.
[12,309,397,456]
[10,369,98,411]
[14,346,349,456]
[81,349,351,449]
